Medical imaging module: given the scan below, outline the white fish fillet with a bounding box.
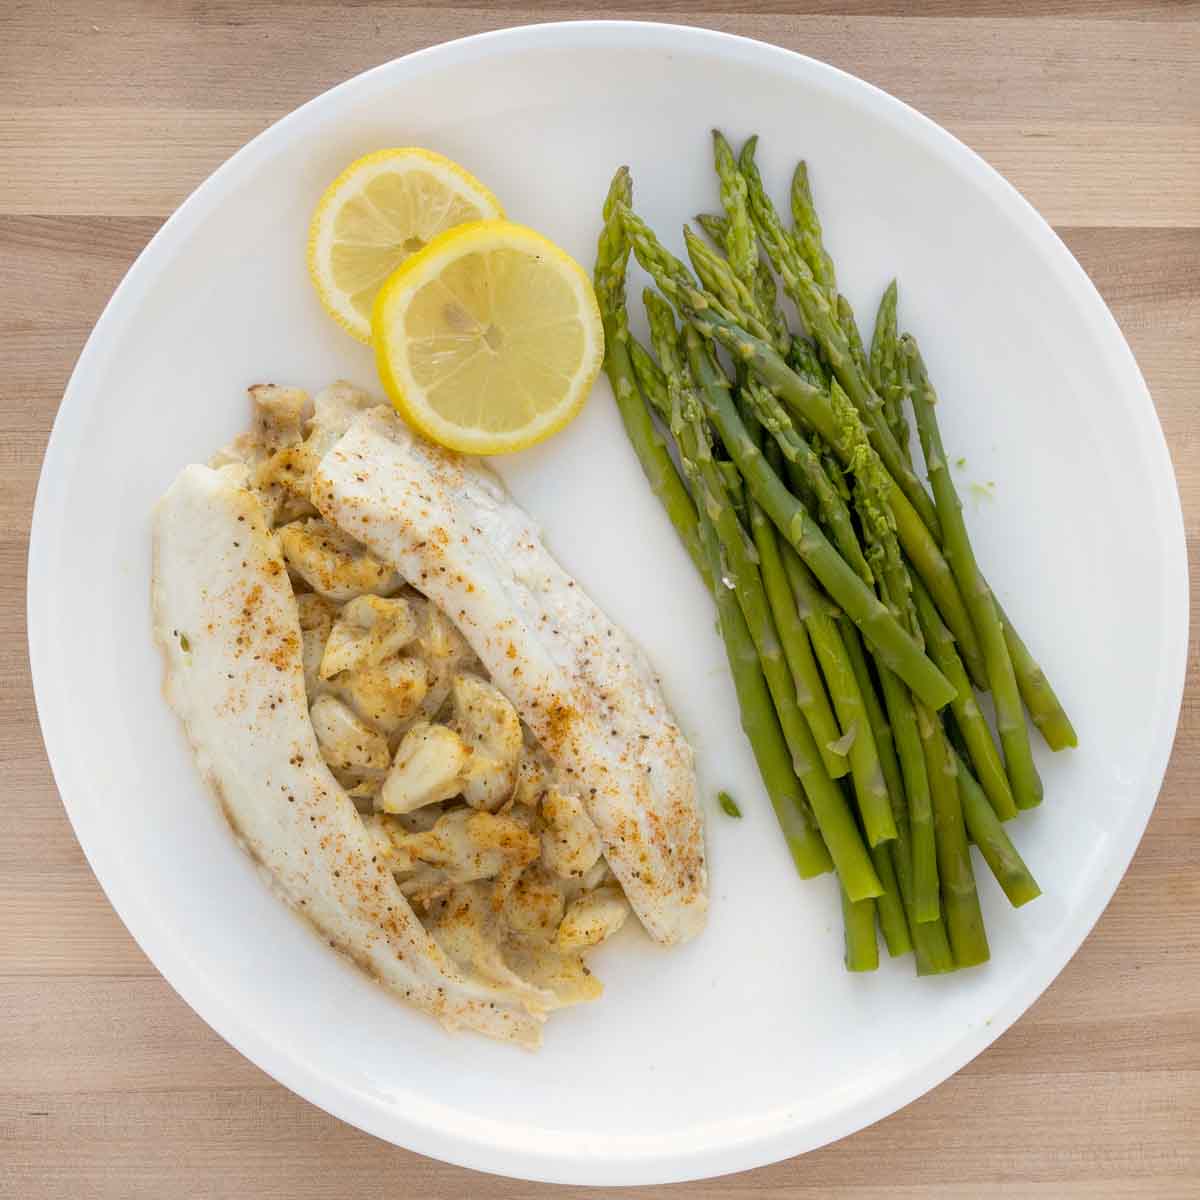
[152,463,554,1045]
[313,409,708,944]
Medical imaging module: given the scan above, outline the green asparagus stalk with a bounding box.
[750,448,849,780]
[685,228,861,576]
[872,295,1071,747]
[624,196,1074,725]
[740,379,875,586]
[711,131,758,288]
[695,211,729,246]
[921,713,990,966]
[638,266,986,687]
[869,280,911,459]
[627,336,670,420]
[839,624,900,813]
[790,160,838,295]
[840,622,955,972]
[996,599,1078,751]
[870,840,913,958]
[847,402,919,641]
[841,885,880,972]
[764,152,1072,724]
[684,232,872,587]
[897,828,955,975]
[762,440,896,842]
[789,335,830,389]
[738,138,941,540]
[868,280,895,395]
[779,544,896,846]
[650,300,880,898]
[954,748,1042,907]
[867,302,1072,746]
[682,329,956,710]
[685,227,786,354]
[876,666,939,923]
[643,294,758,583]
[905,336,1043,812]
[594,170,709,583]
[619,201,778,351]
[597,168,832,876]
[910,573,1017,821]
[837,294,872,385]
[698,503,832,877]
[724,472,882,900]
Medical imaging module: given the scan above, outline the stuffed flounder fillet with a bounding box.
[313,407,707,944]
[153,383,707,1045]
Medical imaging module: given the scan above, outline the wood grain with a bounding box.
[2,3,1197,1197]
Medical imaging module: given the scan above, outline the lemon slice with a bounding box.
[372,220,605,454]
[308,148,503,342]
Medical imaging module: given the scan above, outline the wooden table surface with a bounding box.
[3,3,1197,1196]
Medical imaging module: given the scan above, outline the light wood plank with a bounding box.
[3,9,1197,123]
[1,1070,1196,1197]
[3,110,1197,224]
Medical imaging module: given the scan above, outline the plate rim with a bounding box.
[26,19,1190,1186]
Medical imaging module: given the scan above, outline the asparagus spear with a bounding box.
[837,294,872,385]
[698,500,833,877]
[869,292,1069,749]
[868,279,895,395]
[685,227,785,354]
[789,335,830,389]
[741,379,876,586]
[615,210,931,677]
[841,885,880,972]
[597,168,831,876]
[723,479,882,899]
[594,169,709,582]
[921,713,990,966]
[750,446,849,779]
[910,573,1017,822]
[711,131,758,286]
[790,160,838,295]
[779,542,896,847]
[875,665,939,923]
[870,841,912,958]
[627,336,670,421]
[650,299,881,898]
[681,225,877,590]
[737,137,942,540]
[762,150,1081,723]
[869,280,911,459]
[682,326,956,710]
[954,748,1042,907]
[625,191,1075,730]
[895,821,955,976]
[905,336,1043,812]
[618,225,987,688]
[840,621,955,972]
[996,599,1078,751]
[839,624,900,809]
[695,211,729,246]
[697,205,789,345]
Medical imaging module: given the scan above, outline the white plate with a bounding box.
[28,21,1187,1187]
